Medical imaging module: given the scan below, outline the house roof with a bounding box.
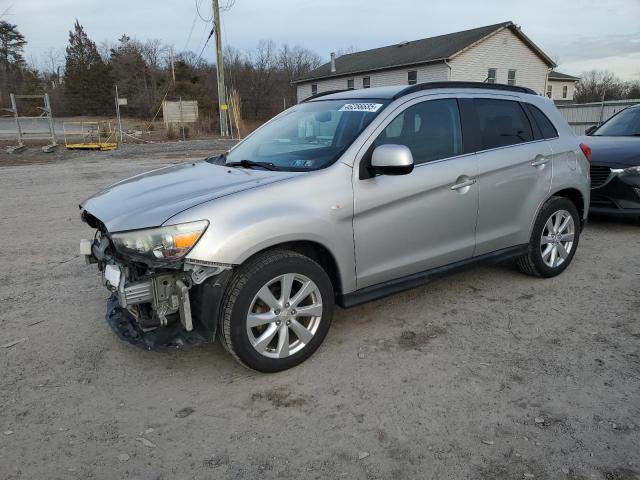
[548,70,581,82]
[294,21,556,83]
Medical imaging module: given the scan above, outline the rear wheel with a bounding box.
[517,196,580,278]
[219,249,334,372]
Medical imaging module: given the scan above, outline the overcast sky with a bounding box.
[12,0,640,80]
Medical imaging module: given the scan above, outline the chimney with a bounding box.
[330,52,336,73]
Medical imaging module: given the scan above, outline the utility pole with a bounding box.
[115,84,124,144]
[170,47,176,83]
[212,0,229,136]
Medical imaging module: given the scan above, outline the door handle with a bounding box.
[450,178,477,190]
[531,156,550,167]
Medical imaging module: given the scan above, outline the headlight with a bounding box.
[624,166,640,175]
[111,220,208,263]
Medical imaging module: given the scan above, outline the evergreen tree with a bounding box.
[0,21,27,102]
[109,34,153,116]
[63,20,112,115]
[0,21,26,68]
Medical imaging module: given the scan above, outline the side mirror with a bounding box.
[371,144,414,176]
[585,125,597,136]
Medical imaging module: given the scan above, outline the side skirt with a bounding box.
[337,244,528,308]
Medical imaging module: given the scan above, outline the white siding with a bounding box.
[448,28,549,95]
[296,62,449,102]
[547,79,576,101]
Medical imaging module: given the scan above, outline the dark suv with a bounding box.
[583,104,640,218]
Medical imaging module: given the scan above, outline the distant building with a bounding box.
[546,71,580,103]
[294,21,559,102]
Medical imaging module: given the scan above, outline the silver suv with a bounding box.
[80,82,591,372]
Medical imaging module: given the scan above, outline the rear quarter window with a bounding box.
[474,98,534,150]
[525,103,558,139]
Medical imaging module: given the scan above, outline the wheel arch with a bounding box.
[530,188,586,237]
[550,188,585,229]
[239,240,344,297]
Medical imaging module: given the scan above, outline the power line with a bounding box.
[196,28,214,63]
[181,10,199,52]
[195,0,212,22]
[220,0,235,12]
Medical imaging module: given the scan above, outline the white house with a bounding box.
[546,70,580,102]
[294,22,558,102]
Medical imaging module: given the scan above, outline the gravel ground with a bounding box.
[0,143,639,480]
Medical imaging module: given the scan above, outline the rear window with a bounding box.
[525,104,558,139]
[475,98,533,150]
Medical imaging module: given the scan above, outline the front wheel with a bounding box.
[219,250,334,372]
[517,196,581,278]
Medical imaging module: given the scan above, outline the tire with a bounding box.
[517,196,581,278]
[219,249,334,372]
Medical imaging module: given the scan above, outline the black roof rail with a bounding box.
[301,89,350,102]
[392,81,536,99]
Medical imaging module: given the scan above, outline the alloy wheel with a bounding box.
[246,273,323,359]
[540,209,575,268]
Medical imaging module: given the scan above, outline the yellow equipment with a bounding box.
[63,121,118,151]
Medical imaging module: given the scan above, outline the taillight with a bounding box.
[579,143,592,162]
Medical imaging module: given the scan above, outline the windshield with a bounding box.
[222,99,388,171]
[593,107,640,136]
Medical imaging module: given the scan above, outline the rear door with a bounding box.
[470,97,553,255]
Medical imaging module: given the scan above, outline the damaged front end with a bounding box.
[80,211,231,350]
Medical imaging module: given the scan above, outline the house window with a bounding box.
[507,70,516,85]
[562,85,568,99]
[363,77,370,88]
[311,84,318,95]
[347,79,354,90]
[487,68,497,84]
[546,85,553,98]
[408,71,417,85]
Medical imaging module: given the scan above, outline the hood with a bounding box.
[579,135,640,168]
[80,161,298,232]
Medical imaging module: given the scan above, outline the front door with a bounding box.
[352,98,479,290]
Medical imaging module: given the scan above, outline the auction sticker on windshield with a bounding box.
[339,103,383,113]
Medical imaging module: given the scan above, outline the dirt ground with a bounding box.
[0,141,638,480]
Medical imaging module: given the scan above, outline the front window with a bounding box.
[408,71,417,85]
[562,85,568,98]
[487,68,497,84]
[592,107,640,136]
[373,99,463,165]
[363,77,370,88]
[507,69,516,85]
[222,99,388,171]
[546,85,553,98]
[311,84,318,95]
[347,79,354,90]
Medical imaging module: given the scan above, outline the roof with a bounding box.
[548,70,581,81]
[305,86,405,101]
[304,82,536,102]
[294,21,556,83]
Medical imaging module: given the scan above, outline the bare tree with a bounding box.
[575,70,626,103]
[140,39,169,70]
[336,45,358,57]
[41,47,63,85]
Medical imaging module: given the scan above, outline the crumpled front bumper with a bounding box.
[106,294,210,350]
[81,230,233,350]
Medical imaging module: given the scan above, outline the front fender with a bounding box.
[167,164,357,293]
